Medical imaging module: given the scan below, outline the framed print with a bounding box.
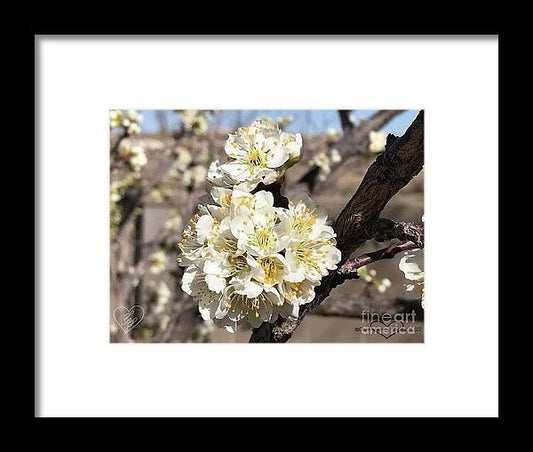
[35,35,499,417]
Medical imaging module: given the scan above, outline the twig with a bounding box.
[338,240,419,275]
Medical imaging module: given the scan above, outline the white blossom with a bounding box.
[220,120,302,188]
[126,122,141,135]
[110,110,124,128]
[179,110,210,136]
[195,143,211,164]
[179,192,340,331]
[330,148,341,163]
[127,110,143,124]
[119,144,147,171]
[110,109,143,134]
[148,250,167,274]
[174,146,193,172]
[159,314,171,331]
[183,165,208,189]
[399,249,425,307]
[179,122,340,332]
[369,130,386,153]
[147,281,171,313]
[110,181,122,203]
[377,278,392,294]
[358,266,392,294]
[326,128,342,143]
[207,159,258,193]
[164,212,183,232]
[309,148,342,181]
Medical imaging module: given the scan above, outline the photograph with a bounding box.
[109,109,424,343]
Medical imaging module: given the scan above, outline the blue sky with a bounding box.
[139,110,419,136]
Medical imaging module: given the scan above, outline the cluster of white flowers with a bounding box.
[159,314,171,331]
[358,266,392,294]
[183,165,208,189]
[148,250,168,274]
[178,110,210,136]
[178,120,341,332]
[171,145,211,189]
[150,186,171,204]
[309,148,342,181]
[326,128,342,143]
[174,146,193,171]
[110,109,143,135]
[369,130,386,153]
[147,281,172,313]
[164,211,183,233]
[110,173,141,239]
[207,119,303,192]
[399,249,425,308]
[118,143,147,172]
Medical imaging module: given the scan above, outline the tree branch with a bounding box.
[370,218,424,247]
[297,109,406,192]
[338,110,354,131]
[338,239,420,276]
[250,110,424,342]
[110,129,128,156]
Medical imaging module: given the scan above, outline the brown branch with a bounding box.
[370,218,424,247]
[338,110,354,131]
[132,200,145,309]
[338,240,419,276]
[335,109,406,157]
[332,112,424,258]
[250,110,424,343]
[297,109,406,192]
[110,129,128,156]
[330,220,423,287]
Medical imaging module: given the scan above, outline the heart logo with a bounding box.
[113,305,145,333]
[369,320,405,339]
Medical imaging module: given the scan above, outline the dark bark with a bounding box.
[370,218,424,247]
[110,130,128,156]
[338,110,353,131]
[133,201,144,307]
